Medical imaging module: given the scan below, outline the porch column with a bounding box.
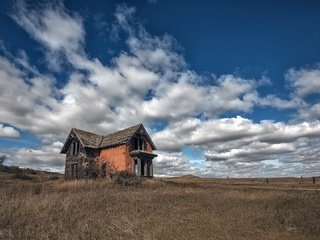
[150,161,153,177]
[144,161,148,177]
[137,158,141,176]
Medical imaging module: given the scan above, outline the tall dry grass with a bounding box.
[0,177,319,240]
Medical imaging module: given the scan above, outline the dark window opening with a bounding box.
[71,140,80,156]
[139,140,144,151]
[133,137,146,151]
[133,138,138,150]
[71,163,78,179]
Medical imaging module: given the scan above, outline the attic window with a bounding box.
[133,137,146,151]
[71,140,80,155]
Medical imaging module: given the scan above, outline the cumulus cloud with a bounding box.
[258,95,305,109]
[3,141,64,172]
[153,116,320,169]
[0,123,20,138]
[298,103,320,121]
[286,67,320,98]
[142,74,259,121]
[283,65,320,121]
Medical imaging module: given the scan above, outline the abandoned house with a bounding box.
[60,124,157,179]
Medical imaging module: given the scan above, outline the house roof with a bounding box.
[100,124,142,148]
[60,123,157,153]
[73,128,103,148]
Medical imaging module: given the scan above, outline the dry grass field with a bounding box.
[0,167,320,240]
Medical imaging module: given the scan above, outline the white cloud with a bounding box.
[286,67,320,98]
[142,74,259,121]
[3,141,64,172]
[12,1,84,52]
[279,66,320,122]
[154,151,209,177]
[258,95,305,109]
[0,123,20,138]
[153,116,320,167]
[298,103,320,121]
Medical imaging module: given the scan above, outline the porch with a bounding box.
[130,150,157,177]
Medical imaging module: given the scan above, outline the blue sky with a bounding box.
[0,0,320,177]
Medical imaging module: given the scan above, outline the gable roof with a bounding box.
[60,123,157,153]
[100,124,142,148]
[73,128,103,148]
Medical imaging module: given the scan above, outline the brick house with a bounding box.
[60,124,157,179]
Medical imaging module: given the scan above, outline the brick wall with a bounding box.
[99,139,154,174]
[99,144,131,172]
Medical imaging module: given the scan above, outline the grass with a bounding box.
[0,168,320,240]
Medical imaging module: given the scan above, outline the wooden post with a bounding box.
[137,158,141,177]
[150,161,153,177]
[313,176,316,184]
[144,161,148,177]
[146,161,150,177]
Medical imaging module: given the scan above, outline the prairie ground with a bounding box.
[0,169,319,240]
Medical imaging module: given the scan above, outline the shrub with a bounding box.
[116,170,136,179]
[87,172,98,179]
[113,171,144,186]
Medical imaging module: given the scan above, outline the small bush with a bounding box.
[116,170,136,179]
[113,171,144,186]
[87,172,98,179]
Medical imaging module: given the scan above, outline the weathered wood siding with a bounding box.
[64,139,86,180]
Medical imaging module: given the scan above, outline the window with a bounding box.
[71,163,78,179]
[139,139,144,150]
[71,140,80,155]
[133,137,146,151]
[133,137,139,150]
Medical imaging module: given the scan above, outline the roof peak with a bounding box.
[71,123,143,138]
[104,123,142,136]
